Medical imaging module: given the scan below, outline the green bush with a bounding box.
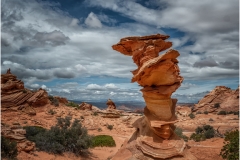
[204,111,208,115]
[209,118,214,121]
[66,101,79,108]
[174,127,189,142]
[218,111,227,115]
[190,133,206,142]
[93,112,98,116]
[188,113,195,119]
[220,129,239,160]
[91,135,116,147]
[48,109,56,115]
[1,136,18,160]
[214,103,220,108]
[107,125,113,130]
[24,116,92,156]
[23,126,47,141]
[190,125,215,142]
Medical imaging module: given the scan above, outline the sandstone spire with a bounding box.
[111,34,196,160]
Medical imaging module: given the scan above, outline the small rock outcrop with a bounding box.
[79,102,92,110]
[1,69,49,114]
[112,34,196,160]
[1,123,35,152]
[106,99,116,110]
[193,86,239,113]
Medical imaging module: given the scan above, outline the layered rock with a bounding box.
[112,34,195,159]
[193,86,239,113]
[79,102,93,110]
[106,99,116,110]
[1,69,49,114]
[1,123,35,152]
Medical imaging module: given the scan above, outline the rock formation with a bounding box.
[1,69,49,114]
[106,99,116,110]
[79,102,93,110]
[193,86,239,113]
[112,34,196,160]
[1,123,35,152]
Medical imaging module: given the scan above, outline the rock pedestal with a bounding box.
[111,34,196,160]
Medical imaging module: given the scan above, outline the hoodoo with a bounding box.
[111,34,196,160]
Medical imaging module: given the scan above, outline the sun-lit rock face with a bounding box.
[112,34,195,160]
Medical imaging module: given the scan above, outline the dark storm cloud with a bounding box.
[193,58,218,68]
[32,30,70,46]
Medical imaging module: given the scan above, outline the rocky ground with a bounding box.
[1,102,239,160]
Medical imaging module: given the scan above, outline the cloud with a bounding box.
[32,30,70,46]
[193,57,218,68]
[84,12,102,28]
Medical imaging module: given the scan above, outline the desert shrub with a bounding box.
[233,111,239,115]
[188,113,195,119]
[98,128,102,132]
[24,116,92,156]
[48,109,56,115]
[1,136,18,160]
[218,111,227,115]
[174,127,189,142]
[196,111,202,114]
[204,111,208,115]
[190,125,215,142]
[66,101,79,108]
[220,129,239,160]
[209,118,214,121]
[214,103,220,108]
[91,135,116,147]
[190,133,206,142]
[23,126,47,141]
[107,124,113,130]
[93,112,98,116]
[227,111,233,114]
[49,95,59,107]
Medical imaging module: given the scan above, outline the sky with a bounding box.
[1,0,239,102]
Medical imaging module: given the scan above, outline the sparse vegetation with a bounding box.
[24,116,92,156]
[91,135,116,147]
[107,124,113,130]
[98,128,102,132]
[190,125,215,142]
[1,136,18,160]
[220,129,239,160]
[188,113,195,119]
[48,109,56,115]
[218,110,227,115]
[48,95,59,107]
[214,103,220,108]
[93,112,98,116]
[209,118,214,121]
[174,127,189,142]
[66,101,79,109]
[196,111,202,114]
[204,111,208,115]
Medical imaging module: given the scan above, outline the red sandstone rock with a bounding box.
[106,99,116,110]
[194,86,239,113]
[79,102,93,110]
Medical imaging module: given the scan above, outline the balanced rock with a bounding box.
[79,102,92,110]
[106,99,116,110]
[112,34,196,160]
